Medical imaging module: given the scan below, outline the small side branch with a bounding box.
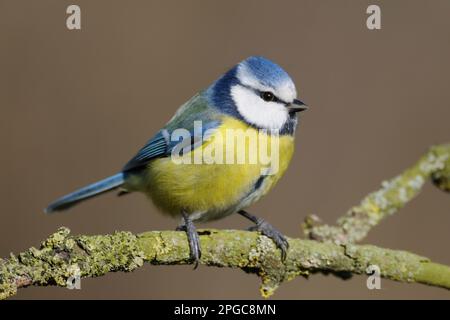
[303,144,450,244]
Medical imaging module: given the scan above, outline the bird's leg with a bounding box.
[238,210,289,261]
[175,218,186,231]
[180,211,201,269]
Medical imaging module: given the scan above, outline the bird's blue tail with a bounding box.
[45,173,125,213]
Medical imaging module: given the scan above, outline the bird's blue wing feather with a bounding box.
[122,131,169,172]
[122,92,222,172]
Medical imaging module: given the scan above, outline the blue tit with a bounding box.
[45,56,308,266]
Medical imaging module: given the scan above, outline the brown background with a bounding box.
[1,0,449,299]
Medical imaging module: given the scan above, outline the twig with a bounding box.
[303,144,450,244]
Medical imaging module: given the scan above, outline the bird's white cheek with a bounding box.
[231,85,288,130]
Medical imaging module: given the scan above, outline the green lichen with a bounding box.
[251,236,285,298]
[2,228,450,300]
[0,258,18,300]
[430,145,450,192]
[344,244,428,282]
[0,227,147,299]
[75,230,145,275]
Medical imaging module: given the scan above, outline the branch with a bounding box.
[303,144,450,244]
[0,144,449,299]
[1,227,450,300]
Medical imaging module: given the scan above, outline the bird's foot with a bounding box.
[239,210,289,261]
[248,219,289,261]
[180,212,201,269]
[175,224,185,232]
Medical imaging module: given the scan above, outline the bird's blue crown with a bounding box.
[206,56,299,134]
[241,56,295,89]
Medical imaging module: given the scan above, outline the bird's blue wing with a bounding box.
[122,92,222,172]
[122,130,169,172]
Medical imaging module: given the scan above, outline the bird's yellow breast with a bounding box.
[132,117,295,220]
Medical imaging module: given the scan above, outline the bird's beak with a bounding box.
[287,99,308,113]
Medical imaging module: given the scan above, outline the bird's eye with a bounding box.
[260,91,275,102]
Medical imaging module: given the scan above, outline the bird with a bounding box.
[45,56,308,267]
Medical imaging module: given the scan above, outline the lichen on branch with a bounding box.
[1,227,450,300]
[0,144,449,299]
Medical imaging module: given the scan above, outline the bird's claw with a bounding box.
[248,219,289,261]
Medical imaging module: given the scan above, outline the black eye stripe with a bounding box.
[238,84,289,105]
[259,91,288,105]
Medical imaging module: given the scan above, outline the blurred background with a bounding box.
[1,0,449,299]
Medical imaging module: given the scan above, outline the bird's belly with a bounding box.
[145,161,262,219]
[130,118,295,221]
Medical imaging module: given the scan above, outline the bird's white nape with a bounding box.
[230,84,289,130]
